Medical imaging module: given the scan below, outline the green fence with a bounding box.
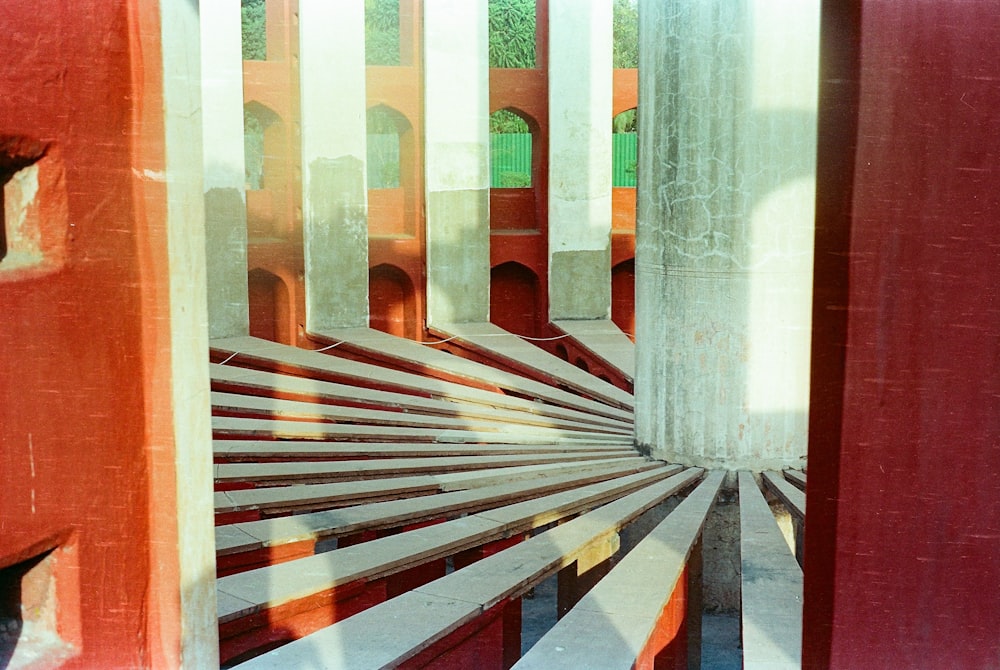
[369,131,637,190]
[490,133,532,187]
[612,133,637,187]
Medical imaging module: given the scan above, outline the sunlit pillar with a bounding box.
[424,0,490,325]
[635,0,819,470]
[299,0,369,331]
[200,0,249,338]
[161,0,219,665]
[548,0,613,320]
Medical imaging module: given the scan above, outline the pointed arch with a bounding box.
[490,261,540,338]
[369,263,417,339]
[611,258,635,338]
[248,267,291,344]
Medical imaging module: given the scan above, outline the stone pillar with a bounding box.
[200,0,249,338]
[299,0,369,331]
[547,0,613,320]
[424,0,490,326]
[634,0,819,470]
[160,0,219,665]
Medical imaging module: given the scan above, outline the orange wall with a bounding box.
[0,1,190,666]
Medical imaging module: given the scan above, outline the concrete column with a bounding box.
[548,0,613,320]
[200,0,249,338]
[635,0,819,470]
[299,0,369,332]
[159,0,219,665]
[424,0,490,325]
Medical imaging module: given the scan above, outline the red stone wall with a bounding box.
[805,2,1000,666]
[0,1,190,666]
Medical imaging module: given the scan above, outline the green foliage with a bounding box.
[499,171,531,188]
[490,109,530,134]
[366,0,400,66]
[241,0,266,61]
[489,0,536,68]
[613,108,637,133]
[613,0,638,69]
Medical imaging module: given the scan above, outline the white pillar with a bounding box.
[159,0,218,665]
[548,0,613,320]
[299,0,370,331]
[200,0,249,338]
[634,0,819,470]
[424,0,490,326]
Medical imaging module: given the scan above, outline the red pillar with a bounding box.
[805,2,1000,667]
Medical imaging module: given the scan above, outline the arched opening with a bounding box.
[575,357,590,373]
[367,105,416,236]
[490,109,533,189]
[248,268,291,344]
[611,258,635,338]
[612,108,637,187]
[554,344,569,361]
[490,108,540,231]
[244,102,281,191]
[490,261,539,338]
[244,102,286,237]
[369,264,417,339]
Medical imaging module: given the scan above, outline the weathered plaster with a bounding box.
[299,0,370,332]
[548,0,613,320]
[634,0,818,470]
[200,0,249,339]
[161,0,219,665]
[424,0,490,325]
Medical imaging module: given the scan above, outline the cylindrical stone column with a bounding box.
[424,0,490,326]
[200,0,249,339]
[548,0,613,321]
[635,0,819,470]
[299,0,370,332]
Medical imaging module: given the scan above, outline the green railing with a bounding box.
[490,133,532,188]
[368,131,637,190]
[612,133,637,187]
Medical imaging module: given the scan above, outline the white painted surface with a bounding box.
[424,0,490,193]
[548,0,613,253]
[299,0,370,330]
[161,1,219,666]
[199,0,246,193]
[424,0,491,324]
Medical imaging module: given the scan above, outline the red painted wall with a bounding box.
[365,0,427,341]
[0,1,189,666]
[805,3,1000,667]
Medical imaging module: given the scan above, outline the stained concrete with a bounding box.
[304,157,368,329]
[299,0,369,331]
[425,190,490,324]
[547,0,613,321]
[204,187,250,337]
[424,0,490,326]
[200,0,248,339]
[634,0,819,470]
[549,251,612,321]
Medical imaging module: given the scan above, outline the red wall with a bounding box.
[0,1,188,666]
[805,3,1000,666]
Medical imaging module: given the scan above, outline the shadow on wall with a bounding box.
[248,267,291,344]
[369,263,417,339]
[489,261,540,338]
